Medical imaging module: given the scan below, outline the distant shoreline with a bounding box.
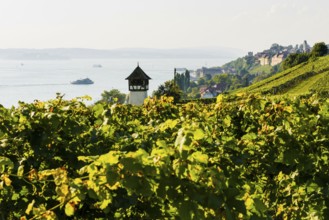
[0,47,245,60]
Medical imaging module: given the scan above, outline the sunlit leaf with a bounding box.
[98,151,120,165]
[65,202,75,216]
[17,165,24,177]
[189,151,208,164]
[25,200,35,215]
[245,197,254,210]
[193,129,205,140]
[0,156,14,173]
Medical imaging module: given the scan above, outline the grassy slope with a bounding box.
[249,64,272,75]
[234,55,329,95]
[288,71,328,95]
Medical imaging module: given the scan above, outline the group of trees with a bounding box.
[152,80,182,103]
[99,82,183,105]
[174,69,190,93]
[152,69,191,102]
[282,42,328,70]
[100,89,126,104]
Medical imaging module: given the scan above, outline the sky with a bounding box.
[0,0,328,53]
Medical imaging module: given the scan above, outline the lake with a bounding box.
[0,58,233,107]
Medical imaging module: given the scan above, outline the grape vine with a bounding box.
[0,93,328,219]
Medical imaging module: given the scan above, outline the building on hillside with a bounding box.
[258,54,270,66]
[271,52,288,66]
[199,85,222,99]
[200,86,213,98]
[125,64,151,106]
[302,40,311,53]
[201,90,215,99]
[199,67,223,78]
[211,84,223,94]
[200,88,216,98]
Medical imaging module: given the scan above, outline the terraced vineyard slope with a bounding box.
[236,55,329,96]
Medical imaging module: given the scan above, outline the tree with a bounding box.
[174,70,190,92]
[311,42,328,57]
[281,53,310,70]
[204,73,212,81]
[197,77,206,86]
[152,80,182,103]
[100,89,126,104]
[212,73,231,90]
[237,68,249,77]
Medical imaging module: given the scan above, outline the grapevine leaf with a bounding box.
[93,103,105,118]
[156,140,167,148]
[65,202,75,216]
[3,174,12,186]
[245,197,254,210]
[284,105,293,113]
[193,129,205,140]
[11,193,20,200]
[98,151,120,165]
[253,198,267,213]
[20,186,29,196]
[17,165,24,177]
[25,200,35,215]
[0,156,14,173]
[100,199,112,210]
[188,164,203,182]
[189,151,208,164]
[77,155,99,163]
[307,182,319,193]
[217,94,224,103]
[224,116,231,127]
[242,133,257,141]
[159,119,179,131]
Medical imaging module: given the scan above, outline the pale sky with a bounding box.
[0,0,328,52]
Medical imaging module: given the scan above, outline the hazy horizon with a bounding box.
[0,0,328,53]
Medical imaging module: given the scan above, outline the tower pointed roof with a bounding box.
[125,65,151,80]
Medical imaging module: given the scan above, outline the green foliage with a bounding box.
[281,42,328,71]
[311,42,328,57]
[100,89,126,104]
[152,80,182,103]
[222,56,258,73]
[281,53,310,70]
[0,93,329,219]
[249,65,273,75]
[174,69,190,93]
[190,55,276,99]
[237,55,329,96]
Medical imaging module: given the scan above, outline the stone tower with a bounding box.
[125,64,151,106]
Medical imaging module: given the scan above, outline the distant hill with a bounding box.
[204,41,312,76]
[0,47,244,60]
[235,55,329,96]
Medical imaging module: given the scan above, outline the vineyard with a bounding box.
[0,93,329,219]
[237,55,329,95]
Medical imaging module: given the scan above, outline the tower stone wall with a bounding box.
[128,91,147,106]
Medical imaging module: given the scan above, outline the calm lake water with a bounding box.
[0,58,233,107]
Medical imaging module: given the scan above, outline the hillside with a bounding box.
[235,55,329,96]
